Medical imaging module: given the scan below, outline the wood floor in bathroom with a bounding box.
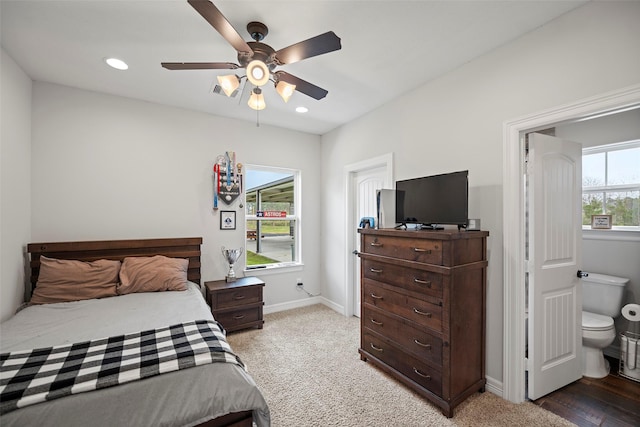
[533,356,640,427]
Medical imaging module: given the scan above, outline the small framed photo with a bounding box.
[591,214,612,229]
[220,211,236,230]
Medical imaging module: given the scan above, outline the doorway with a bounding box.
[344,153,393,317]
[502,84,640,403]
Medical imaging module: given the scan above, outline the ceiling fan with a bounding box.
[161,0,342,110]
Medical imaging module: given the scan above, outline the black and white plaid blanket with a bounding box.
[0,319,243,415]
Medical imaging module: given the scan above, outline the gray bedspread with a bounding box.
[0,283,270,427]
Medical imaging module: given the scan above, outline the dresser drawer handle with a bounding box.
[233,314,246,320]
[413,368,431,380]
[414,339,432,349]
[370,268,383,274]
[370,241,383,247]
[413,248,432,254]
[233,293,246,300]
[413,308,432,317]
[370,343,384,352]
[370,293,383,300]
[370,318,383,326]
[413,278,431,287]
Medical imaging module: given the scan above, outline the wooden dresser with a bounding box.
[204,277,265,333]
[358,228,488,417]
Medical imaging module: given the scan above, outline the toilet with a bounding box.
[581,273,629,378]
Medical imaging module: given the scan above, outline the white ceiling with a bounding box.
[1,0,588,135]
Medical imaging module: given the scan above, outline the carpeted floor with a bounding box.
[227,304,576,427]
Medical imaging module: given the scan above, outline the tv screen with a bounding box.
[395,170,468,229]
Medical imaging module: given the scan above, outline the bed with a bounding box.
[0,237,270,427]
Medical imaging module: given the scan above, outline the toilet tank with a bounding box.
[582,273,629,317]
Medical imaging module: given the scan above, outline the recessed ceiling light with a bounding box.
[295,106,308,113]
[105,57,128,70]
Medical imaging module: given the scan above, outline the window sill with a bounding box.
[582,228,640,242]
[244,262,304,276]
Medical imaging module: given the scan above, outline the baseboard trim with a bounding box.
[265,296,347,314]
[485,375,503,398]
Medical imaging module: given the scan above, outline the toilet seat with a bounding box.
[582,311,614,331]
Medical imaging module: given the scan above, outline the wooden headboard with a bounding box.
[27,237,203,291]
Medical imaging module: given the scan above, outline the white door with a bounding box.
[353,168,386,316]
[527,132,583,400]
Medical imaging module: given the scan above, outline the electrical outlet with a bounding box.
[296,278,303,287]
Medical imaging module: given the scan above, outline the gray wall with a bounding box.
[0,49,32,320]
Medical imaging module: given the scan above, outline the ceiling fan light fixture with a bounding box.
[248,87,266,110]
[246,60,270,86]
[276,81,296,103]
[217,74,241,97]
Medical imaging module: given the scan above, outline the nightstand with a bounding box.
[204,277,265,332]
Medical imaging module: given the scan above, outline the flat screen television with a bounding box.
[395,170,468,229]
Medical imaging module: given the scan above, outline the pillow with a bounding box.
[30,256,120,305]
[117,255,188,295]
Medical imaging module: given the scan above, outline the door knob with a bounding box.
[577,270,589,278]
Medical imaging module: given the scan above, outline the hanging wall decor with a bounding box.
[213,152,242,209]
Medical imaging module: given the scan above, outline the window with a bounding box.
[244,166,301,269]
[582,140,640,229]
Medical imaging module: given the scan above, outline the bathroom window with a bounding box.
[244,165,301,270]
[582,140,640,230]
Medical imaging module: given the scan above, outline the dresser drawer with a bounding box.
[363,258,443,299]
[212,285,263,309]
[363,332,442,396]
[362,234,442,265]
[214,306,262,331]
[364,280,442,332]
[363,306,443,367]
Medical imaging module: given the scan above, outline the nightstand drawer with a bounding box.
[214,306,263,332]
[214,286,263,309]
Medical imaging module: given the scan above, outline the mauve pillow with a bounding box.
[118,255,188,295]
[30,256,120,305]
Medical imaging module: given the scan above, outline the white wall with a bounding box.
[320,1,640,385]
[29,82,322,314]
[1,48,32,321]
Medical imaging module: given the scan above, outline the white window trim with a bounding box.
[243,165,302,272]
[582,139,640,235]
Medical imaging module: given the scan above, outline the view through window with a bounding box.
[245,166,300,268]
[582,140,640,229]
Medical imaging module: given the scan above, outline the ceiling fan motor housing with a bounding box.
[247,21,268,42]
[242,42,277,71]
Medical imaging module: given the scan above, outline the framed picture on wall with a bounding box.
[591,214,612,229]
[220,211,236,230]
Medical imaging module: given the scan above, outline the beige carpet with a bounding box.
[227,304,576,427]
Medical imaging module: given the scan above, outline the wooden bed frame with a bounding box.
[26,237,254,427]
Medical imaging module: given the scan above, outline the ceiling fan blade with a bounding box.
[275,71,328,100]
[162,62,239,70]
[275,31,341,65]
[187,0,252,54]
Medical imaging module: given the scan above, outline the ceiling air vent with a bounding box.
[212,84,238,98]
